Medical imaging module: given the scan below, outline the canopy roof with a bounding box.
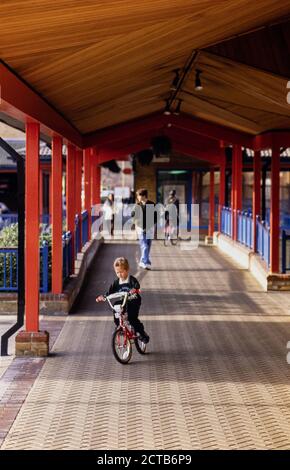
[1,1,290,145]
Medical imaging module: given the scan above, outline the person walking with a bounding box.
[132,188,156,270]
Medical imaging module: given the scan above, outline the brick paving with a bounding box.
[1,241,290,449]
[0,318,65,446]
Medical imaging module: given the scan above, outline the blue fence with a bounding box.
[0,243,49,293]
[0,213,51,231]
[237,211,253,249]
[221,207,232,237]
[0,214,18,230]
[256,217,270,268]
[221,207,270,268]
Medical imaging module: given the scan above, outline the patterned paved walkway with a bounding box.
[1,241,290,449]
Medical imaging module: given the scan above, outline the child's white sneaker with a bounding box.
[139,262,147,269]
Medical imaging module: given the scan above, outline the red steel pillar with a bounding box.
[232,145,242,240]
[51,135,63,294]
[66,144,76,267]
[15,122,50,356]
[218,155,226,231]
[208,168,215,237]
[39,168,43,221]
[75,149,83,250]
[91,147,98,205]
[84,148,92,239]
[231,147,236,240]
[25,122,40,332]
[270,142,280,273]
[252,150,261,252]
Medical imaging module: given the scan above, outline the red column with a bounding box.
[83,148,92,238]
[66,144,76,265]
[232,145,242,240]
[49,171,52,220]
[252,150,261,252]
[52,136,63,294]
[91,147,97,205]
[208,169,215,237]
[218,156,226,231]
[96,160,101,205]
[270,143,280,273]
[231,147,236,240]
[39,168,43,220]
[75,149,83,251]
[75,150,82,215]
[25,122,40,332]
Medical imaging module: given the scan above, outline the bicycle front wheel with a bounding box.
[112,329,132,364]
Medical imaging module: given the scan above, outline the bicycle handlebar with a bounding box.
[105,291,128,310]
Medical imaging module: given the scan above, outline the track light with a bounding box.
[163,99,171,115]
[170,68,180,91]
[173,99,182,115]
[195,70,203,91]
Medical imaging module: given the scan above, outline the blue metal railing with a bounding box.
[81,210,88,247]
[41,214,51,227]
[237,211,253,249]
[0,243,49,293]
[221,206,232,237]
[40,242,49,293]
[0,213,51,230]
[0,214,18,230]
[62,231,73,282]
[256,216,270,268]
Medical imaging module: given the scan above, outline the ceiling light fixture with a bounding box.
[195,69,203,91]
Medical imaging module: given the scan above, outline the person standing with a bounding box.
[103,192,114,237]
[132,188,156,270]
[165,189,180,236]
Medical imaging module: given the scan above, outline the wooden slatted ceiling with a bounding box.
[1,0,290,135]
[181,51,290,134]
[206,19,290,78]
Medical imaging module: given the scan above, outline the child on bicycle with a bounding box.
[96,257,150,343]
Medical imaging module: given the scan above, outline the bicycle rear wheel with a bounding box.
[112,329,132,364]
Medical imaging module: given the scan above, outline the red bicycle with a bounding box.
[104,291,147,364]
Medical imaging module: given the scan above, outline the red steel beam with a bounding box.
[84,112,253,148]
